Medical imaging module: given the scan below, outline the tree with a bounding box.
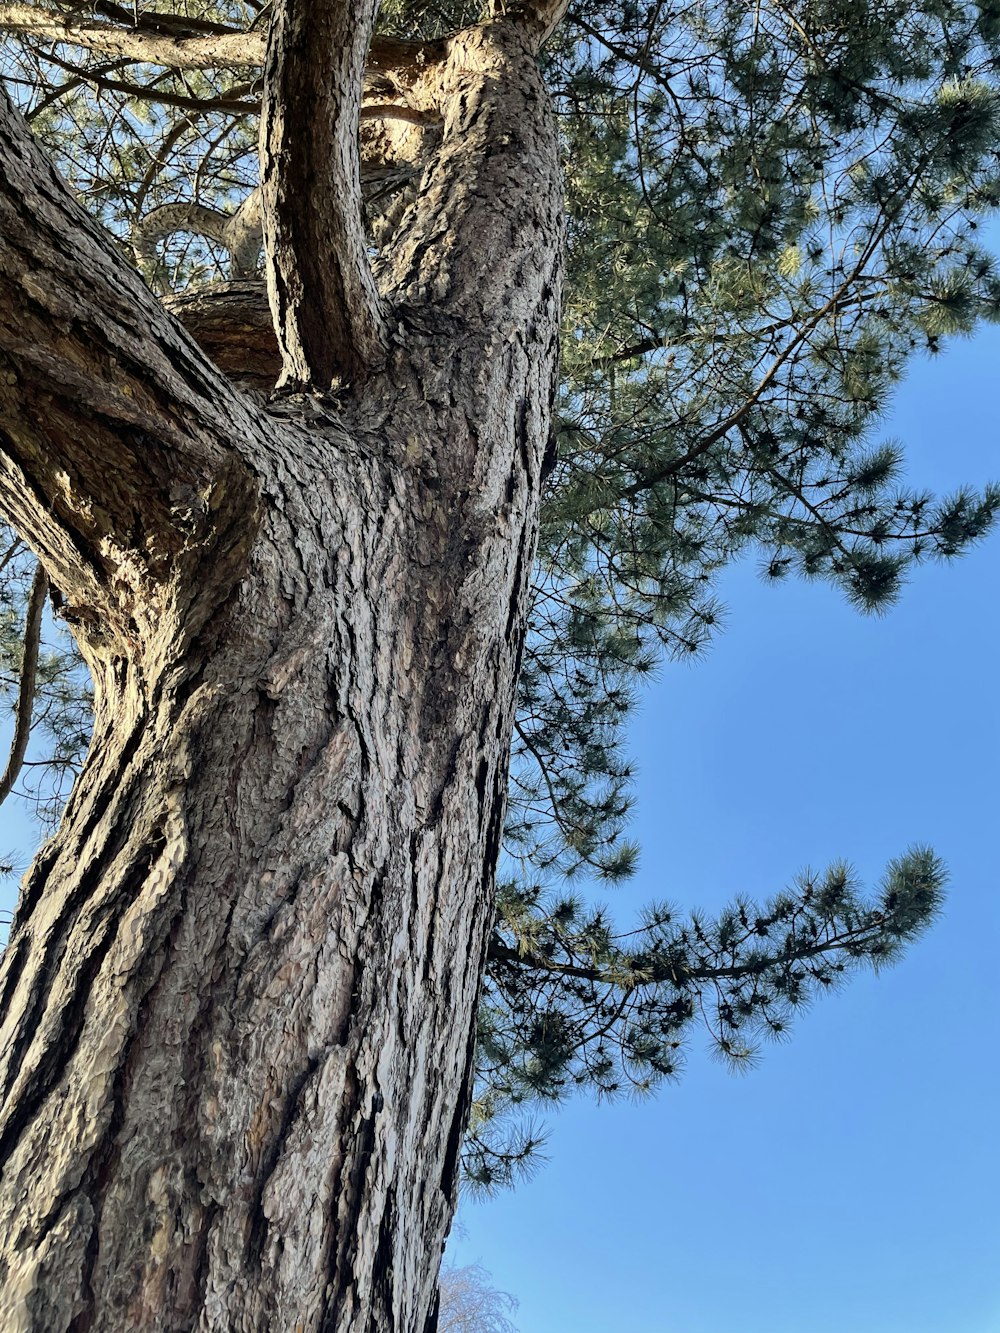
[438,1262,518,1333]
[0,0,998,1328]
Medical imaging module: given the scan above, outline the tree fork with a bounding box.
[0,16,563,1333]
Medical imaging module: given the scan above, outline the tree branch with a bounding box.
[259,0,387,388]
[0,3,265,68]
[133,191,266,284]
[136,127,424,305]
[26,44,258,113]
[0,3,446,78]
[0,84,259,636]
[23,42,431,126]
[368,35,446,75]
[489,911,903,990]
[131,200,232,289]
[223,188,263,278]
[488,939,605,984]
[25,54,132,120]
[163,280,279,386]
[494,0,571,50]
[360,102,439,126]
[78,0,237,38]
[0,562,47,808]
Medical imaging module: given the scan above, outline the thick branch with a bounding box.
[0,3,264,67]
[495,0,571,49]
[131,201,231,272]
[163,281,278,386]
[368,36,446,73]
[131,198,263,281]
[224,187,263,277]
[0,562,46,807]
[0,3,446,78]
[136,145,412,302]
[260,0,388,387]
[24,41,433,125]
[0,85,258,638]
[76,0,236,37]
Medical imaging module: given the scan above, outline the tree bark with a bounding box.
[0,17,562,1333]
[0,3,265,67]
[260,0,388,387]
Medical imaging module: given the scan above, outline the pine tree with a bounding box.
[0,1,997,1328]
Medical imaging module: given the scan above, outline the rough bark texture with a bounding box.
[164,281,281,389]
[0,17,562,1333]
[0,5,440,74]
[490,0,571,50]
[260,0,388,387]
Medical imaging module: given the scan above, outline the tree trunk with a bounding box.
[0,23,562,1333]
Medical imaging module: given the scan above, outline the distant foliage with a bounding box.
[439,1263,519,1333]
[0,528,91,839]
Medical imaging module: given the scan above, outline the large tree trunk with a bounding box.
[0,21,562,1332]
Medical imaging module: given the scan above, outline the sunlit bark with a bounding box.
[0,12,563,1332]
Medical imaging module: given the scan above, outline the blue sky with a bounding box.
[449,326,1000,1330]
[1,316,998,1333]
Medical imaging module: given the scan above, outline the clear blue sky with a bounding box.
[449,325,1000,1331]
[1,317,998,1333]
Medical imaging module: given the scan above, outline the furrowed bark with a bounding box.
[0,16,563,1333]
[260,0,388,388]
[0,82,260,649]
[164,281,279,387]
